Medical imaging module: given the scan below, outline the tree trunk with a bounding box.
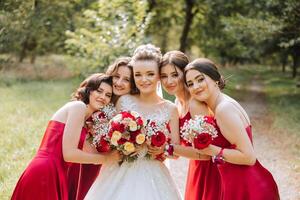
[179,0,196,52]
[281,52,288,73]
[292,53,299,78]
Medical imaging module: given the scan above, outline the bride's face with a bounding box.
[132,60,160,94]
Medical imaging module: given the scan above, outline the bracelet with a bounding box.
[164,144,174,156]
[212,148,225,164]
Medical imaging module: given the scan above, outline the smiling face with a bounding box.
[185,69,216,102]
[160,64,185,95]
[89,82,112,111]
[132,60,160,94]
[112,65,132,96]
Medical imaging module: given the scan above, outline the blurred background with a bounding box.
[0,0,299,199]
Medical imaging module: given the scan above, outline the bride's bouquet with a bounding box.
[87,103,117,152]
[107,111,146,162]
[180,115,218,149]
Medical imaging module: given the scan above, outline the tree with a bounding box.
[65,0,150,73]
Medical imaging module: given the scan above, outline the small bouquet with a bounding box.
[180,115,218,149]
[107,111,145,162]
[144,120,170,147]
[87,103,117,152]
[144,120,171,160]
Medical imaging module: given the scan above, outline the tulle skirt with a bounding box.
[85,158,181,200]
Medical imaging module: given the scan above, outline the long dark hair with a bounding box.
[72,73,113,104]
[160,50,189,74]
[184,58,226,90]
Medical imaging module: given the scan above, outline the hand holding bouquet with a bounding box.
[180,115,218,149]
[144,120,171,160]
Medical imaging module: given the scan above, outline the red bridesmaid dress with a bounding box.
[181,112,222,200]
[11,120,87,200]
[215,124,280,200]
[67,127,101,200]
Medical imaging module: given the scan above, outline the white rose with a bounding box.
[112,131,122,140]
[111,137,119,146]
[128,121,138,131]
[130,111,140,118]
[113,114,122,122]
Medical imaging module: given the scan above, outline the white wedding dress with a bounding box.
[85,95,181,200]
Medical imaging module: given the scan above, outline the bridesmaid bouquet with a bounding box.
[144,120,171,160]
[180,115,218,149]
[87,103,117,152]
[144,120,170,148]
[107,110,146,162]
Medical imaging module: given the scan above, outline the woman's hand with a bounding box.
[196,144,220,157]
[147,144,165,157]
[105,150,122,163]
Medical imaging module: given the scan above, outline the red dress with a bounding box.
[11,120,87,200]
[67,129,101,200]
[215,125,280,200]
[181,113,221,200]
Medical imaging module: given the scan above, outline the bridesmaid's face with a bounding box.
[89,82,112,111]
[160,64,184,95]
[132,60,160,94]
[185,69,215,102]
[112,65,131,96]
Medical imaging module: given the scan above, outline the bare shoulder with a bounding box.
[66,101,87,112]
[215,101,237,119]
[189,99,209,116]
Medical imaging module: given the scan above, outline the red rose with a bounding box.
[151,131,166,147]
[111,121,125,133]
[121,111,135,120]
[96,137,111,152]
[204,116,216,127]
[129,130,141,143]
[118,138,127,145]
[193,132,212,149]
[136,118,143,126]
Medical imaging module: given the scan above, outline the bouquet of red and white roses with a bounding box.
[87,103,117,152]
[107,110,145,162]
[180,115,218,149]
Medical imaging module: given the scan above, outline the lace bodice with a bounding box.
[118,95,171,124]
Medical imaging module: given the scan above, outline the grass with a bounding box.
[0,78,80,199]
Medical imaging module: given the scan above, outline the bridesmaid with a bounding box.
[11,73,120,200]
[184,58,280,200]
[74,57,137,200]
[160,51,221,200]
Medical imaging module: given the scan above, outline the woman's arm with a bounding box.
[174,99,210,160]
[62,102,120,164]
[173,145,210,160]
[197,102,256,165]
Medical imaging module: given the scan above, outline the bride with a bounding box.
[84,44,182,200]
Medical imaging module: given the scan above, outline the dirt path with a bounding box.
[169,76,300,199]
